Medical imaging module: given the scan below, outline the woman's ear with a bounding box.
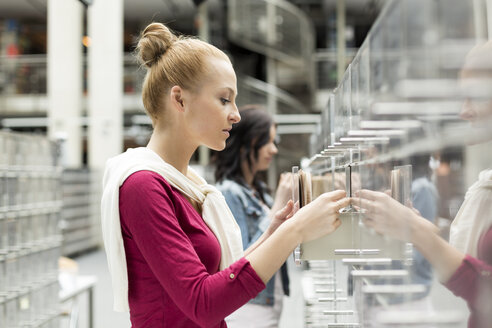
[170,85,185,112]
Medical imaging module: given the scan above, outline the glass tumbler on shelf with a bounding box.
[0,215,7,254]
[340,165,360,214]
[0,298,6,328]
[0,254,6,296]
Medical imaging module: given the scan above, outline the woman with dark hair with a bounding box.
[214,105,293,327]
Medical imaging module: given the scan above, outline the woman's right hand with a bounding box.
[291,190,349,243]
[246,190,349,284]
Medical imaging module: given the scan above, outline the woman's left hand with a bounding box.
[271,173,294,214]
[267,200,295,235]
[356,189,420,242]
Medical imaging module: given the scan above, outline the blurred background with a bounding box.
[1,0,491,327]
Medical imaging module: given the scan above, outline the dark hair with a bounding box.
[214,105,274,191]
[410,154,432,179]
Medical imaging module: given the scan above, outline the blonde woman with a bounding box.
[101,22,349,328]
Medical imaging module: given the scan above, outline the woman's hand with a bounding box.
[271,173,294,214]
[246,190,348,284]
[356,189,463,283]
[266,200,295,235]
[291,190,350,243]
[356,189,437,242]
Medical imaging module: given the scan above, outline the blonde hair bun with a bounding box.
[136,21,230,121]
[136,22,178,68]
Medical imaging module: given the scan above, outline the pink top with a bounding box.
[119,171,265,328]
[445,227,492,328]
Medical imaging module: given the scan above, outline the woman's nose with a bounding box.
[229,104,241,123]
[460,99,475,121]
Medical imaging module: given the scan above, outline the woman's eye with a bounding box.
[220,98,231,105]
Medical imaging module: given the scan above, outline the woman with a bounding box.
[357,42,492,328]
[100,22,349,328]
[214,106,292,327]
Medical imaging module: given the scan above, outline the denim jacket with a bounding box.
[217,179,289,306]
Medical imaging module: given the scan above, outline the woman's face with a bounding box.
[459,76,492,127]
[459,46,492,131]
[184,57,241,151]
[460,97,492,128]
[254,125,278,172]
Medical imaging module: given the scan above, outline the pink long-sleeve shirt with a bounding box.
[445,227,492,328]
[119,170,265,328]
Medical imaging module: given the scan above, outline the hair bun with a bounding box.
[136,22,177,68]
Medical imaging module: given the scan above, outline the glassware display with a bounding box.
[0,131,62,327]
[299,0,491,326]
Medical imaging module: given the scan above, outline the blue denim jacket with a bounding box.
[408,177,438,290]
[217,179,287,306]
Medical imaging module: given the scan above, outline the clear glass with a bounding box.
[306,0,492,326]
[6,253,19,293]
[0,133,6,168]
[0,174,6,210]
[0,216,7,254]
[291,166,302,266]
[333,87,344,143]
[5,294,17,328]
[0,255,6,295]
[0,299,5,328]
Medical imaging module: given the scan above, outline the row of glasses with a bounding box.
[0,277,60,328]
[305,0,490,325]
[0,173,62,211]
[1,211,61,255]
[310,0,489,167]
[303,260,359,327]
[0,132,56,169]
[1,242,60,297]
[0,131,62,327]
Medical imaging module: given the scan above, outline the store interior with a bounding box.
[1,0,492,327]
